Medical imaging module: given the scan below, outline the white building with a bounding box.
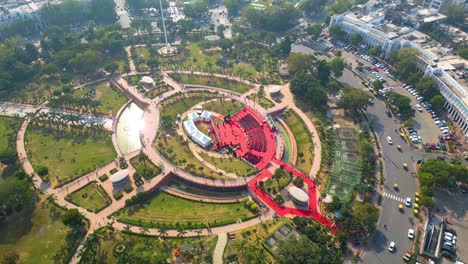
[183,119,213,148]
[422,0,464,11]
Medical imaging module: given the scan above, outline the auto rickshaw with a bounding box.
[400,133,405,138]
[414,203,419,209]
[397,145,402,151]
[414,197,420,203]
[394,183,399,190]
[403,163,408,170]
[399,204,404,213]
[414,192,419,197]
[414,209,419,216]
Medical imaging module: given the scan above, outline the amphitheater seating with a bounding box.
[237,113,261,131]
[244,152,262,164]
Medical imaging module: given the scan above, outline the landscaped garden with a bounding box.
[247,93,275,109]
[80,227,217,263]
[199,152,257,177]
[155,92,232,180]
[202,98,243,115]
[66,181,112,212]
[169,73,251,94]
[283,110,314,174]
[70,81,128,116]
[130,152,161,183]
[0,199,74,264]
[25,125,117,187]
[116,191,258,229]
[261,168,292,195]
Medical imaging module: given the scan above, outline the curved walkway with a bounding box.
[11,68,326,263]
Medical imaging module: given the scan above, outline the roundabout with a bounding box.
[12,69,331,262]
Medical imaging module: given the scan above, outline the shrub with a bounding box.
[124,185,134,193]
[240,197,249,204]
[250,204,258,212]
[110,168,118,175]
[274,195,284,205]
[246,200,254,207]
[36,165,49,177]
[113,192,123,200]
[293,177,304,188]
[99,174,109,182]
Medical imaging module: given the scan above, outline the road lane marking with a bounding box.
[382,192,405,203]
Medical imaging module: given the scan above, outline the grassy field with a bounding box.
[4,76,62,104]
[72,81,127,116]
[223,218,290,263]
[0,117,19,154]
[167,181,244,198]
[277,119,293,163]
[117,191,256,228]
[129,153,161,179]
[283,110,314,174]
[202,98,243,115]
[0,200,71,264]
[247,93,275,109]
[66,181,111,212]
[25,126,117,187]
[170,73,251,94]
[200,153,257,177]
[88,227,217,263]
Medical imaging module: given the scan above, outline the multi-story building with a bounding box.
[330,12,468,136]
[422,0,464,11]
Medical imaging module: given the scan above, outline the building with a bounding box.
[330,12,468,136]
[183,119,213,148]
[288,186,308,206]
[422,0,464,11]
[110,169,130,187]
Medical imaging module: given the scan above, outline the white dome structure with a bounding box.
[288,186,308,206]
[110,169,129,186]
[140,76,154,87]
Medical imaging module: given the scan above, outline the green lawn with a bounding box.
[277,119,293,163]
[84,227,217,264]
[66,181,111,212]
[117,191,257,228]
[202,98,243,115]
[25,126,117,187]
[170,73,251,94]
[247,93,275,109]
[0,200,71,264]
[0,117,19,154]
[129,153,161,180]
[72,81,127,116]
[283,110,314,174]
[200,153,257,177]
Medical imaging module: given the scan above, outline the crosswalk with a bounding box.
[382,192,405,203]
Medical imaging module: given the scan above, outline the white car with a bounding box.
[415,104,423,112]
[408,229,415,239]
[387,136,393,145]
[388,241,395,252]
[405,197,412,207]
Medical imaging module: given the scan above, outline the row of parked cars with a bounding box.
[441,228,457,261]
[359,54,396,80]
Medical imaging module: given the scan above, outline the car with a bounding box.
[445,227,457,235]
[405,197,412,207]
[444,232,454,237]
[442,244,456,254]
[460,185,467,193]
[408,229,415,239]
[386,136,393,144]
[388,241,395,252]
[415,104,423,112]
[441,250,456,261]
[444,235,455,242]
[403,251,413,262]
[444,135,455,140]
[444,241,454,248]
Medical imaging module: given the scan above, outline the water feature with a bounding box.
[116,103,144,154]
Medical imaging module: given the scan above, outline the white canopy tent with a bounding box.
[183,120,213,148]
[200,111,212,122]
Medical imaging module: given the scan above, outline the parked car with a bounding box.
[415,104,423,112]
[408,229,415,239]
[388,241,395,252]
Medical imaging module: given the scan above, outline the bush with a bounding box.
[293,177,304,188]
[250,204,259,212]
[99,174,109,182]
[113,192,123,200]
[274,194,284,205]
[124,185,134,194]
[36,165,49,177]
[240,197,249,204]
[110,168,118,175]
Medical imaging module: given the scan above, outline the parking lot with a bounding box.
[434,189,468,263]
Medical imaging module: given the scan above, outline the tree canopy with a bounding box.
[338,86,371,112]
[329,57,345,78]
[386,91,412,115]
[389,47,420,81]
[290,72,327,109]
[183,0,209,20]
[446,4,465,25]
[287,53,315,75]
[241,3,300,32]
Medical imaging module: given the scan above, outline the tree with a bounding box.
[349,33,363,46]
[223,0,242,16]
[61,209,84,227]
[241,4,300,32]
[316,60,331,84]
[337,86,371,112]
[457,48,468,59]
[104,62,119,73]
[351,202,378,231]
[366,46,382,57]
[290,72,327,109]
[446,4,464,25]
[326,196,342,212]
[1,251,19,264]
[329,57,345,78]
[90,0,116,23]
[276,237,321,264]
[219,39,233,52]
[389,47,419,81]
[372,80,383,91]
[386,92,412,115]
[418,172,434,187]
[184,0,209,20]
[176,19,195,35]
[329,25,345,40]
[36,165,49,177]
[287,53,315,74]
[279,37,292,57]
[301,0,326,13]
[429,95,444,112]
[416,77,439,99]
[68,50,104,74]
[306,24,323,39]
[147,58,159,69]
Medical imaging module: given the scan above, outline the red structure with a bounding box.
[211,107,276,170]
[211,107,336,232]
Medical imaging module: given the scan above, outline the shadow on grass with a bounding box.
[0,204,35,244]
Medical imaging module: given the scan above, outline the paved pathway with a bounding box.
[10,67,327,263]
[213,233,227,264]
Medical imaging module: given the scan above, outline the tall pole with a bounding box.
[159,0,169,48]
